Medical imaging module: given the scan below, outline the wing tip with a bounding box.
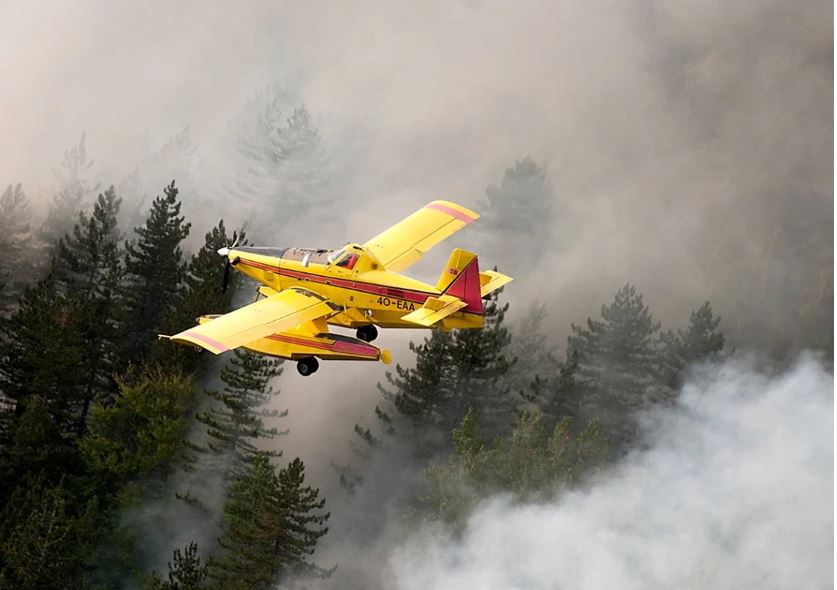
[426,200,480,223]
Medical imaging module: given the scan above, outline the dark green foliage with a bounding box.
[568,284,664,446]
[55,187,124,422]
[80,370,198,492]
[162,220,244,372]
[0,275,87,440]
[144,542,208,590]
[198,349,285,470]
[121,181,191,366]
[521,348,581,429]
[0,476,98,590]
[659,302,727,387]
[423,408,606,524]
[212,456,330,589]
[373,292,514,456]
[0,183,32,310]
[172,220,243,333]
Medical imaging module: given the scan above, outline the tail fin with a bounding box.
[436,249,483,313]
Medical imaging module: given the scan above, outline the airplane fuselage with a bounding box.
[227,244,484,330]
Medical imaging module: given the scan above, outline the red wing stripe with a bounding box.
[266,334,379,357]
[426,202,477,223]
[184,330,229,353]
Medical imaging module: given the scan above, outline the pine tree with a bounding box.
[659,301,727,387]
[55,187,124,424]
[267,106,327,240]
[41,134,98,250]
[120,181,191,367]
[79,370,198,493]
[171,220,244,335]
[521,348,581,430]
[212,456,330,589]
[144,542,208,590]
[0,476,98,590]
[369,292,514,458]
[198,349,285,474]
[117,169,147,238]
[422,409,606,524]
[567,284,662,447]
[0,183,32,310]
[0,275,87,439]
[478,157,553,271]
[161,220,245,372]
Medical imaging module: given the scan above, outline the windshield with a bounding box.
[326,248,346,264]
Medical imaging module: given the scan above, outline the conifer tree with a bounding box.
[567,284,662,446]
[41,134,98,249]
[521,348,581,430]
[198,349,285,473]
[0,183,32,310]
[212,456,330,589]
[659,301,727,387]
[171,220,243,335]
[80,370,198,493]
[423,408,606,524]
[478,157,553,271]
[120,181,191,366]
[160,220,245,372]
[117,169,147,238]
[269,106,327,239]
[370,292,514,458]
[0,275,86,438]
[55,187,124,423]
[0,476,98,590]
[144,542,208,590]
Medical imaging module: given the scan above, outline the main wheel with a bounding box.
[296,357,319,376]
[357,324,378,342]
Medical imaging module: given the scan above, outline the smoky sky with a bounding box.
[0,2,831,587]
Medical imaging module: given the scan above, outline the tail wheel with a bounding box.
[296,357,319,376]
[357,324,378,342]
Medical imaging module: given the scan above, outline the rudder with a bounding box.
[436,249,483,313]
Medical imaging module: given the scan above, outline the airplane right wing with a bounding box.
[165,288,337,354]
[363,200,479,272]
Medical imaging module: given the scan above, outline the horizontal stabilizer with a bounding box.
[401,294,467,327]
[479,270,513,297]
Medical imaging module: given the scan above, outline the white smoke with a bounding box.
[384,356,834,590]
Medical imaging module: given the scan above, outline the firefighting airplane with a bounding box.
[162,200,512,376]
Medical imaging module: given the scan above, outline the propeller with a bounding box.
[219,233,241,294]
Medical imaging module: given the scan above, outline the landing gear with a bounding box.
[356,324,378,342]
[296,357,319,376]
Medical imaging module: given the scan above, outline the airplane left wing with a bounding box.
[364,200,479,272]
[166,288,337,354]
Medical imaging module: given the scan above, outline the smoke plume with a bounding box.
[384,356,833,590]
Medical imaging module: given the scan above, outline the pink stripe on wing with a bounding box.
[426,202,477,223]
[184,330,228,353]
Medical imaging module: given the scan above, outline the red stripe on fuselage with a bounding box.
[237,258,485,316]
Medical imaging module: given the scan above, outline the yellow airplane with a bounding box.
[163,200,512,376]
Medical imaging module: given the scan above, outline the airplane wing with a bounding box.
[364,200,479,272]
[167,288,337,354]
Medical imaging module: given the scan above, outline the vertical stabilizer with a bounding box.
[436,248,483,313]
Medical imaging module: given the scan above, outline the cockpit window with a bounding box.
[336,253,359,269]
[327,248,346,264]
